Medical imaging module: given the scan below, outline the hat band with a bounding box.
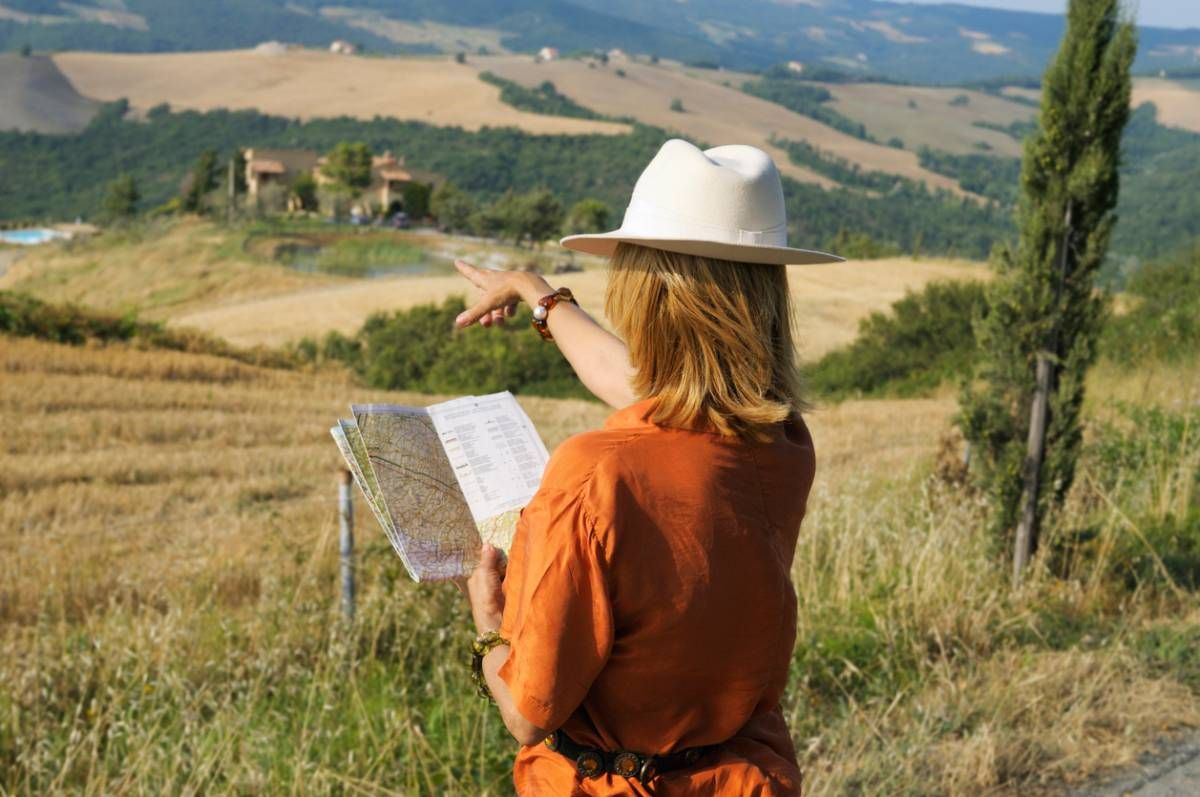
[618,196,788,247]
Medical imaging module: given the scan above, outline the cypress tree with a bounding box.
[958,0,1136,581]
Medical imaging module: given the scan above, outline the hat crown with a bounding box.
[557,137,842,265]
[621,139,787,246]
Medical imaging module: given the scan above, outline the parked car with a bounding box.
[387,211,410,229]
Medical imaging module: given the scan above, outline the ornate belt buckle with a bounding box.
[576,749,604,779]
[612,750,641,779]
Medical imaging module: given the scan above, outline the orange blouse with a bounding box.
[498,397,816,796]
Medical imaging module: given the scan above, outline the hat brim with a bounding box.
[559,231,844,266]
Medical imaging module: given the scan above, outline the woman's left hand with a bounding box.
[459,543,507,634]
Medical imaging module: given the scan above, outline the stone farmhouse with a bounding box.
[243,148,437,216]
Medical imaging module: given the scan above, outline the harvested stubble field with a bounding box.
[1129,78,1200,133]
[476,55,974,197]
[51,49,630,137]
[3,332,1199,795]
[818,83,1034,157]
[1005,79,1200,134]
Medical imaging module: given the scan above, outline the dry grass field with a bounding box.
[51,49,629,136]
[3,331,1198,795]
[169,256,986,356]
[0,220,987,359]
[1005,78,1200,134]
[1130,78,1200,133]
[819,83,1034,157]
[477,55,976,197]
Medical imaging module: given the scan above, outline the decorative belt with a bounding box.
[544,730,718,785]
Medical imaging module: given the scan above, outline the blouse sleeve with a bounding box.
[497,486,613,732]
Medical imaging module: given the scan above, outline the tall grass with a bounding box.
[2,336,1198,795]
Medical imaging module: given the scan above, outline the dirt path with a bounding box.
[1067,732,1200,796]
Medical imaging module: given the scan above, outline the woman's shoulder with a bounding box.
[540,426,648,497]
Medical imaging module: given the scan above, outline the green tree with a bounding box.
[403,181,432,220]
[292,173,318,211]
[562,198,611,235]
[958,0,1137,581]
[430,181,475,232]
[232,148,247,195]
[488,190,527,245]
[670,97,685,113]
[522,187,564,246]
[182,149,218,213]
[101,174,140,221]
[320,142,373,191]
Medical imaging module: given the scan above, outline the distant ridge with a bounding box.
[0,54,99,134]
[2,0,1199,83]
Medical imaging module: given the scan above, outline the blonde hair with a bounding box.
[605,242,807,440]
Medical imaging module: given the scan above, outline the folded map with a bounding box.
[331,391,550,582]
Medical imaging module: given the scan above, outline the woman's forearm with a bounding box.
[483,644,549,747]
[515,276,637,409]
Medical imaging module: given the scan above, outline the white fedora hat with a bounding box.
[560,139,843,266]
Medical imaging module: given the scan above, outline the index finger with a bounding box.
[453,259,492,291]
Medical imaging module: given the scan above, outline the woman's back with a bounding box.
[499,398,816,795]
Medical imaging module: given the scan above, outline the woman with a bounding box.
[455,139,841,795]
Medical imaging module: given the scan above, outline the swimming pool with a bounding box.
[0,228,69,246]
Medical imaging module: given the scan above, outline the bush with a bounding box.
[0,290,296,368]
[1103,245,1200,364]
[806,280,986,399]
[336,297,591,400]
[319,295,590,398]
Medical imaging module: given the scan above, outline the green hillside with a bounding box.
[0,102,1009,258]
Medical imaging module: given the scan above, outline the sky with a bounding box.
[884,0,1200,30]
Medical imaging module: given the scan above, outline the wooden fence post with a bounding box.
[227,157,236,225]
[1013,203,1073,587]
[1013,354,1052,586]
[338,468,355,621]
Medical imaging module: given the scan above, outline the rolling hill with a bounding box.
[3,0,1200,83]
[50,49,629,136]
[0,52,98,133]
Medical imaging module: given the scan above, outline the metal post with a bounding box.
[338,468,355,621]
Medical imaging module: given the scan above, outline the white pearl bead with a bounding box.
[532,305,548,321]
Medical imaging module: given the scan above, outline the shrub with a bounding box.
[1102,245,1200,364]
[0,291,296,369]
[670,98,685,113]
[806,280,986,399]
[343,297,590,399]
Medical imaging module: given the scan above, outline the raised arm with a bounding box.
[451,259,637,409]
